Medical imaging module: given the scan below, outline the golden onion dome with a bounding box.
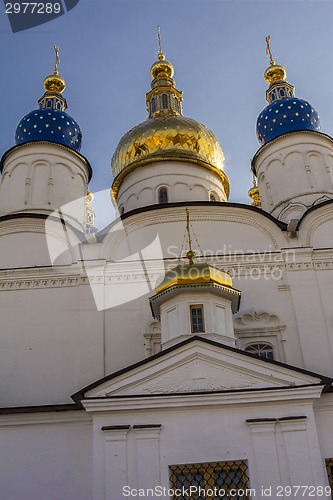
[43,45,66,94]
[151,53,174,79]
[264,64,287,84]
[43,73,66,93]
[111,115,229,200]
[111,38,230,202]
[156,262,233,294]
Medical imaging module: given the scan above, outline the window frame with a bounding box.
[244,342,274,360]
[157,186,169,204]
[190,304,205,334]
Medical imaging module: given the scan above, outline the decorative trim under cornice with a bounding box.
[0,141,93,181]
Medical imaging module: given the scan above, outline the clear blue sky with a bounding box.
[1,0,333,228]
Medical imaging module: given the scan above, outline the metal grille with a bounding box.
[325,459,333,499]
[245,343,274,360]
[169,461,251,500]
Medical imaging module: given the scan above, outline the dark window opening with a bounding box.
[190,305,205,333]
[158,187,168,204]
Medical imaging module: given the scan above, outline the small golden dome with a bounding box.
[264,64,286,84]
[151,53,174,79]
[156,262,233,294]
[44,73,66,94]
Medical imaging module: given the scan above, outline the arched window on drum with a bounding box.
[158,186,169,204]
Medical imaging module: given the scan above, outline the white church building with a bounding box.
[1,38,333,500]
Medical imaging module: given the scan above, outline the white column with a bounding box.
[279,417,317,491]
[102,425,130,500]
[133,425,162,490]
[247,419,281,494]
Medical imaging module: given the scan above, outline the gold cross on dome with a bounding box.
[54,45,60,74]
[265,35,275,66]
[157,26,162,54]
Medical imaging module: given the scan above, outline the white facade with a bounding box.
[1,51,333,500]
[115,161,227,213]
[253,131,333,222]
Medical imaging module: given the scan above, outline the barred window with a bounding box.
[174,97,181,113]
[151,97,157,113]
[162,93,169,109]
[169,461,251,499]
[190,305,205,333]
[158,187,168,204]
[245,343,274,360]
[325,459,333,498]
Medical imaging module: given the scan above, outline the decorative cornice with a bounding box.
[251,130,333,175]
[0,410,91,427]
[81,385,324,413]
[0,141,92,181]
[0,254,331,291]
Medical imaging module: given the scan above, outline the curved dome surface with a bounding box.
[111,115,225,179]
[257,97,320,145]
[15,108,82,152]
[156,262,233,294]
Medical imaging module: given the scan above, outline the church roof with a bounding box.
[72,336,332,403]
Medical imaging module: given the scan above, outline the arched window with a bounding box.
[245,343,274,360]
[210,193,216,202]
[151,97,156,113]
[161,94,169,109]
[158,187,168,204]
[119,205,124,216]
[174,97,180,113]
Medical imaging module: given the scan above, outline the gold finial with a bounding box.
[53,44,60,75]
[85,191,96,233]
[44,44,66,94]
[186,208,196,264]
[157,25,163,58]
[248,175,262,209]
[264,36,287,84]
[265,35,275,66]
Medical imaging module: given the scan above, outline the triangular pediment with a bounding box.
[78,338,329,400]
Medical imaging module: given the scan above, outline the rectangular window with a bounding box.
[190,305,205,333]
[169,461,251,499]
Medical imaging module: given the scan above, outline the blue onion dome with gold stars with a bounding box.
[256,36,320,146]
[111,37,229,202]
[15,46,82,152]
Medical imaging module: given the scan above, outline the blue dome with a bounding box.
[256,97,320,145]
[15,108,82,152]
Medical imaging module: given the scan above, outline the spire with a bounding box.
[185,208,196,264]
[263,35,294,103]
[146,27,183,118]
[38,45,67,112]
[248,175,262,209]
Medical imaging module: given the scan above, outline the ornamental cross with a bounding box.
[265,35,275,66]
[157,25,162,54]
[54,44,60,74]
